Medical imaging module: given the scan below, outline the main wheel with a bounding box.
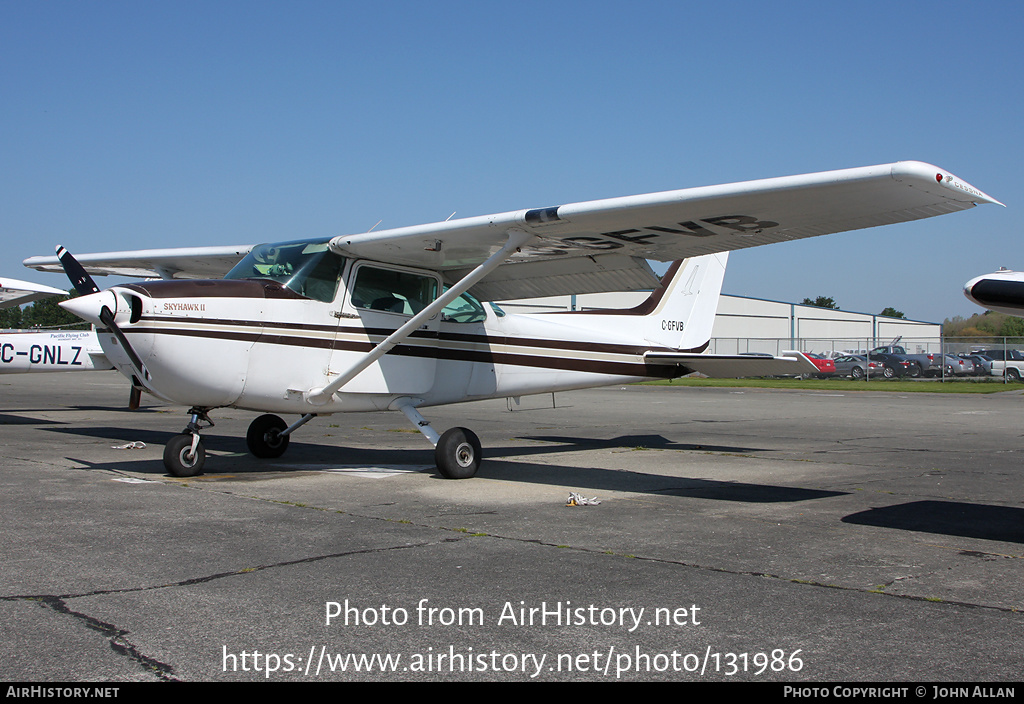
[164,433,205,477]
[247,414,290,458]
[435,427,481,479]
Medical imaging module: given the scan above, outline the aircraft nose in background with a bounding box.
[60,290,117,327]
[963,272,1024,316]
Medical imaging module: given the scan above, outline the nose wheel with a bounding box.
[163,407,213,477]
[163,433,206,477]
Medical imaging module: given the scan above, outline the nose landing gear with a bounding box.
[163,408,214,477]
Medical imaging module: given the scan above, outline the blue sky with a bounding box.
[2,1,1020,323]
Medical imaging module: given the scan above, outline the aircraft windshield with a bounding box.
[226,239,345,303]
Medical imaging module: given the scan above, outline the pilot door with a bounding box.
[329,262,440,394]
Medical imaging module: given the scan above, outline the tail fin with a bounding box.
[528,253,727,351]
[641,253,727,350]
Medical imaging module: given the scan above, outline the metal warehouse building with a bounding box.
[499,292,942,356]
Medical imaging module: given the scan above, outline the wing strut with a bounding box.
[304,229,534,406]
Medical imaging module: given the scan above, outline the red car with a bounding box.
[801,353,837,378]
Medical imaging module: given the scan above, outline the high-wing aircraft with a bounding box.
[25,161,1000,479]
[964,268,1024,316]
[0,278,112,374]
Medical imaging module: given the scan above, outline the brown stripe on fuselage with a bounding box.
[123,279,305,300]
[133,313,708,356]
[124,316,702,378]
[544,260,684,317]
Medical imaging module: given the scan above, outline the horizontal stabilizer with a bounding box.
[644,351,818,378]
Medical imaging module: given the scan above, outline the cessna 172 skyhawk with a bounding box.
[25,161,1000,479]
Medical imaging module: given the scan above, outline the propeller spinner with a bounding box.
[55,245,151,382]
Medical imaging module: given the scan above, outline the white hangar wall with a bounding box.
[498,292,941,355]
[710,295,941,355]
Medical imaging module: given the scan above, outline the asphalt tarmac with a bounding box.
[2,371,1022,682]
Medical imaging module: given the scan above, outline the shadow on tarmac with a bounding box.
[59,425,847,505]
[844,500,1024,544]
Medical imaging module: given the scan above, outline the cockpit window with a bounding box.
[350,265,438,315]
[441,288,487,323]
[225,238,345,303]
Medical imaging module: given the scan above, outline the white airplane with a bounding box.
[0,328,111,374]
[963,268,1024,316]
[0,277,112,374]
[24,161,1000,479]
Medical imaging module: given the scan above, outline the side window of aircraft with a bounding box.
[440,288,487,324]
[351,266,438,315]
[225,238,345,303]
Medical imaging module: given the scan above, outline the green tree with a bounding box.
[801,296,839,310]
[0,305,23,329]
[879,307,906,319]
[20,291,85,329]
[999,315,1024,338]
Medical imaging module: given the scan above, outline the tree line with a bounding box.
[0,292,86,330]
[801,296,905,319]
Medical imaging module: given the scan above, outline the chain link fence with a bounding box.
[708,336,1024,383]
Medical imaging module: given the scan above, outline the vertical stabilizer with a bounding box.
[647,253,727,350]
[524,253,727,352]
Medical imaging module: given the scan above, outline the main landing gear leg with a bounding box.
[163,407,214,477]
[394,400,481,479]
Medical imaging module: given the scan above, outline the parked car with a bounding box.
[870,344,929,377]
[959,353,994,377]
[867,352,915,378]
[832,354,887,379]
[943,354,974,376]
[971,349,1024,381]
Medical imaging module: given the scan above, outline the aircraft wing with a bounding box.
[23,245,255,280]
[22,162,998,300]
[0,278,69,309]
[644,351,819,378]
[329,161,1000,300]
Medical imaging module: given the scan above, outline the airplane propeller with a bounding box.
[56,245,101,296]
[55,245,151,384]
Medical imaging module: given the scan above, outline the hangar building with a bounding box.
[498,292,942,356]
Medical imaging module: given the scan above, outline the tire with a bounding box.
[851,366,864,380]
[1006,367,1021,382]
[163,433,205,477]
[883,366,895,379]
[908,363,922,378]
[435,427,482,479]
[247,414,290,458]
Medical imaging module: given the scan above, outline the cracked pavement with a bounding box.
[2,373,1022,681]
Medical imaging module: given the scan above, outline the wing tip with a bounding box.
[893,161,1003,207]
